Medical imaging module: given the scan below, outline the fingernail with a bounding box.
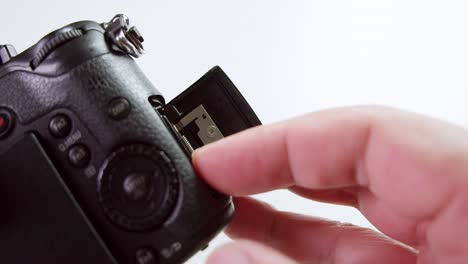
[192,143,219,168]
[191,148,207,170]
[208,244,252,264]
[192,143,213,160]
[192,147,205,159]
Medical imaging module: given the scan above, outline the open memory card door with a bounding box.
[156,66,261,154]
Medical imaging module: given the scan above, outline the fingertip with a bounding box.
[191,143,211,170]
[207,240,296,264]
[225,197,276,240]
[207,242,253,264]
[192,138,218,161]
[191,148,205,176]
[192,142,230,193]
[192,123,295,196]
[192,129,270,195]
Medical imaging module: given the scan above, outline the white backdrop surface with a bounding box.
[2,1,468,263]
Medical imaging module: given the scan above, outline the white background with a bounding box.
[2,1,468,263]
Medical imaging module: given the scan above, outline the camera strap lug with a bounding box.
[103,14,144,58]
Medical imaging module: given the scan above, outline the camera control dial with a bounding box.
[98,144,180,231]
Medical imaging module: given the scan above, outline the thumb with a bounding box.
[207,240,297,264]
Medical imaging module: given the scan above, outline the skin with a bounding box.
[192,106,468,264]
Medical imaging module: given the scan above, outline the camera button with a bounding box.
[136,248,158,264]
[123,173,151,201]
[0,114,10,133]
[49,114,72,138]
[68,144,91,168]
[107,97,131,120]
[0,109,14,139]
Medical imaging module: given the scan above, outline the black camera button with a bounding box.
[0,114,10,133]
[123,173,152,201]
[49,114,72,138]
[107,97,131,120]
[136,248,158,264]
[0,109,14,139]
[68,144,91,168]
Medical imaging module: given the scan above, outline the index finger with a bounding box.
[192,106,468,220]
[194,108,369,193]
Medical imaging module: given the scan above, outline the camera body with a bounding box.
[0,15,260,264]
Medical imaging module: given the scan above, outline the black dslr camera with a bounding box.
[0,15,260,264]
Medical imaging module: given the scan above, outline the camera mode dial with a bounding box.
[98,144,180,231]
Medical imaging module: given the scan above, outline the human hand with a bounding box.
[192,107,468,264]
